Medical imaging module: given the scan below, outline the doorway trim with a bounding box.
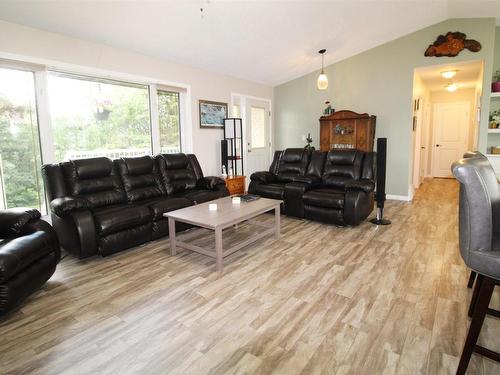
[230,93,273,177]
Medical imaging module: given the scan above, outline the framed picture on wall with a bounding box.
[199,100,228,128]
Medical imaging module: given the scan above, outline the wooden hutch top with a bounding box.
[319,110,376,152]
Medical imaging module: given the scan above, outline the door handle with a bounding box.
[248,149,252,153]
[436,144,441,147]
[421,146,425,149]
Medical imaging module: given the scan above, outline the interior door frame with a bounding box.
[230,93,273,179]
[430,101,470,178]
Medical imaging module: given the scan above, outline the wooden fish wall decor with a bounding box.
[424,31,481,57]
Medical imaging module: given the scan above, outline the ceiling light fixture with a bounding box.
[317,49,328,90]
[445,82,458,92]
[441,70,457,79]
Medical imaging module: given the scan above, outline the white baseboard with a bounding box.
[386,194,412,201]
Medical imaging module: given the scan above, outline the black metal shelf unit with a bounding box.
[221,118,243,175]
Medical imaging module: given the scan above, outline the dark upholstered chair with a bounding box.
[42,153,228,258]
[461,151,490,289]
[249,148,311,205]
[452,155,500,374]
[0,208,60,316]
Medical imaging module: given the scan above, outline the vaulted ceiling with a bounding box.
[0,0,499,86]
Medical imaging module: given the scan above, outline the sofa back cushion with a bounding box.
[156,153,197,195]
[322,150,365,189]
[276,148,310,182]
[62,157,126,208]
[115,156,164,202]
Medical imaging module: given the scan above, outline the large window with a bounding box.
[48,73,152,160]
[0,62,185,212]
[0,68,45,212]
[158,90,181,153]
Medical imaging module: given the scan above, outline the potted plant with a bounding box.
[304,133,315,151]
[492,70,500,92]
[94,99,112,121]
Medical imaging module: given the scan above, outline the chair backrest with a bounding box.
[269,151,283,175]
[156,153,197,195]
[115,156,164,202]
[452,156,500,268]
[322,149,365,189]
[61,157,126,208]
[276,148,311,182]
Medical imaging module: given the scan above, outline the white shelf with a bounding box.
[487,154,500,157]
[491,92,500,98]
[488,129,500,133]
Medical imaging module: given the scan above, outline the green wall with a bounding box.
[274,18,496,197]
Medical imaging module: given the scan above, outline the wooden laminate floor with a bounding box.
[1,178,499,374]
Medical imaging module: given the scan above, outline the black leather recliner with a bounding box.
[247,148,311,212]
[0,208,60,315]
[249,148,375,226]
[42,153,228,258]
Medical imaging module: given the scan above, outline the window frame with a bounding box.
[0,57,190,212]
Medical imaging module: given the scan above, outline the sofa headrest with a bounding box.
[163,153,189,169]
[72,157,112,179]
[327,150,363,165]
[282,148,305,163]
[123,156,154,176]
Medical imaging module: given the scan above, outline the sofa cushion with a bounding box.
[156,154,198,195]
[276,148,310,182]
[93,204,152,236]
[322,150,364,189]
[303,188,345,209]
[0,231,54,283]
[140,197,193,220]
[251,183,286,200]
[62,158,126,208]
[115,156,164,202]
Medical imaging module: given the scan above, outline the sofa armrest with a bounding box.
[0,208,41,238]
[250,171,275,184]
[345,179,375,193]
[50,197,91,217]
[197,176,226,190]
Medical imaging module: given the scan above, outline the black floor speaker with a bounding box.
[370,138,391,225]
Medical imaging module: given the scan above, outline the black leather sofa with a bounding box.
[42,153,228,258]
[249,148,375,226]
[0,208,60,315]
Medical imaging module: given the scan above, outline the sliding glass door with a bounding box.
[0,68,45,212]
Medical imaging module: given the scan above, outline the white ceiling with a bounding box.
[0,0,499,86]
[415,59,483,91]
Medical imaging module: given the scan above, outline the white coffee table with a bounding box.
[163,196,282,272]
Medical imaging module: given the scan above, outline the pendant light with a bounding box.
[317,49,328,90]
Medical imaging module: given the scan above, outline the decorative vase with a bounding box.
[492,82,500,92]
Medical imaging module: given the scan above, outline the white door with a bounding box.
[432,102,470,178]
[245,99,271,184]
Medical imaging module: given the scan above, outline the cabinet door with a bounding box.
[320,122,331,151]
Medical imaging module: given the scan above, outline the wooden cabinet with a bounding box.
[225,176,246,195]
[319,110,376,152]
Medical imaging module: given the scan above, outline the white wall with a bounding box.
[0,20,273,176]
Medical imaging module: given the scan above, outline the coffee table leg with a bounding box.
[215,227,223,272]
[275,206,280,240]
[168,217,177,255]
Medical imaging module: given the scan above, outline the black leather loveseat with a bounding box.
[249,148,375,226]
[0,208,60,315]
[42,153,228,258]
